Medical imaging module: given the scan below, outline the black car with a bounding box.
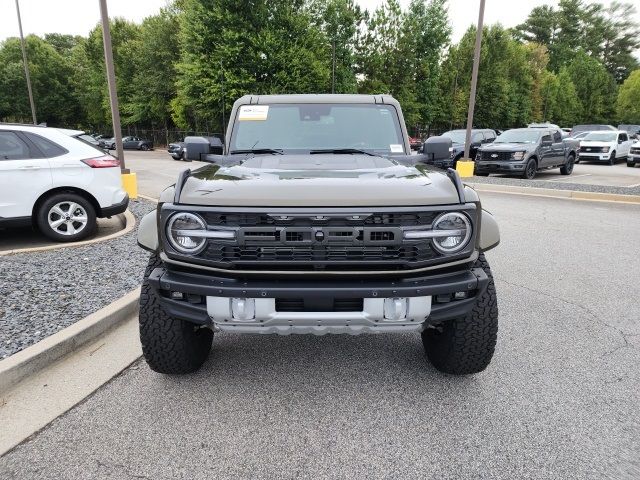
[168,141,186,160]
[427,129,497,169]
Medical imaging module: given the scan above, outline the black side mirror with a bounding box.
[422,136,452,162]
[185,136,224,161]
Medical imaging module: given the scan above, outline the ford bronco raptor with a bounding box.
[137,94,500,375]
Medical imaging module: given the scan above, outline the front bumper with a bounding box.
[147,266,489,334]
[578,152,610,161]
[475,160,526,173]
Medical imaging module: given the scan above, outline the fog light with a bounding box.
[170,291,184,300]
[453,291,468,300]
[231,298,255,321]
[383,298,408,321]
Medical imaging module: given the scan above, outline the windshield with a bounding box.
[441,130,467,144]
[494,130,541,144]
[583,132,617,142]
[230,104,405,154]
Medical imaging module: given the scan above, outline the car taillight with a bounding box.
[81,155,120,168]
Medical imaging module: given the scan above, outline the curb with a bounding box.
[467,182,640,204]
[0,209,136,256]
[0,287,140,393]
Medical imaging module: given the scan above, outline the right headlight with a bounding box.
[602,146,610,153]
[166,212,207,254]
[430,212,472,254]
[511,151,526,160]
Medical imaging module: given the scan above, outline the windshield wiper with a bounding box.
[229,148,283,155]
[309,148,378,157]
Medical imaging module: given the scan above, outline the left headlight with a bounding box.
[602,146,610,153]
[430,212,472,254]
[511,151,526,160]
[166,212,207,254]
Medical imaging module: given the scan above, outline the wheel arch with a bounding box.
[32,187,102,220]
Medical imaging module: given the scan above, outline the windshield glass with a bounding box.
[494,130,541,144]
[230,104,404,153]
[441,130,467,144]
[583,132,617,142]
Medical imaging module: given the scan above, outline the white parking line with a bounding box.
[546,174,592,182]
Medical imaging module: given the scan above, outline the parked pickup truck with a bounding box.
[474,127,578,179]
[136,94,501,376]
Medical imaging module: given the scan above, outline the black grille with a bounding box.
[579,146,605,153]
[480,151,513,161]
[630,148,640,155]
[275,298,363,312]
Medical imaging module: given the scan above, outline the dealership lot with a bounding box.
[1,190,638,479]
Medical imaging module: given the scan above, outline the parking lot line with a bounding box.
[546,174,592,182]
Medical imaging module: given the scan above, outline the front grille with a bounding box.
[275,298,363,312]
[630,148,640,155]
[579,146,604,153]
[480,151,512,161]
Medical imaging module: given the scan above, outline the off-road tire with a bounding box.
[560,154,575,175]
[523,158,537,179]
[422,254,498,375]
[36,192,97,242]
[139,254,213,374]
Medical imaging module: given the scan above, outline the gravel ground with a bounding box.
[468,175,640,196]
[0,199,155,359]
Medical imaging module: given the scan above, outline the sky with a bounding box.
[1,0,639,45]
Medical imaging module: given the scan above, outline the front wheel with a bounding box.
[422,254,498,375]
[628,161,636,168]
[560,154,575,175]
[36,193,97,242]
[608,151,616,166]
[522,159,537,179]
[139,254,213,374]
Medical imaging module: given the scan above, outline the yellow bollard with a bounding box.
[121,172,138,199]
[456,160,475,178]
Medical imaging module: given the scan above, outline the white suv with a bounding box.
[629,141,640,168]
[0,124,128,242]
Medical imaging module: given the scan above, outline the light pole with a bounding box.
[98,0,127,173]
[15,0,37,125]
[459,0,486,177]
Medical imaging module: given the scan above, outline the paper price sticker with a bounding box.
[389,144,403,153]
[238,105,269,121]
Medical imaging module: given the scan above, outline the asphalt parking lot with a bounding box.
[1,190,638,479]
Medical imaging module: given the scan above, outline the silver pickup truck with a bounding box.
[137,94,500,376]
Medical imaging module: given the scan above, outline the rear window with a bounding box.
[0,131,31,160]
[24,132,67,158]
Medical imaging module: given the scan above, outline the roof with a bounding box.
[233,94,400,107]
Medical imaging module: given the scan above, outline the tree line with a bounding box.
[1,0,639,138]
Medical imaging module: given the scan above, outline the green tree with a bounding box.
[616,69,640,123]
[567,50,617,123]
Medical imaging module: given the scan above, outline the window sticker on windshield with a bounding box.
[238,105,269,121]
[390,144,403,153]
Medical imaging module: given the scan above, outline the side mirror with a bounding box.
[185,136,224,161]
[422,136,452,162]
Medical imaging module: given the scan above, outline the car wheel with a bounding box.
[522,158,537,179]
[422,253,498,375]
[140,144,150,151]
[36,193,97,242]
[171,154,181,161]
[139,254,213,374]
[627,161,636,168]
[560,154,575,175]
[608,151,616,166]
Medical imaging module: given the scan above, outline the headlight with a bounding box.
[166,212,207,254]
[511,151,526,160]
[404,212,472,254]
[602,147,610,153]
[431,212,472,254]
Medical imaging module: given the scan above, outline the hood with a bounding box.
[580,140,614,147]
[178,154,461,207]
[480,142,536,152]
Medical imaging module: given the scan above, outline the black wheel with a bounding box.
[140,144,150,151]
[422,254,498,375]
[36,192,97,242]
[522,158,537,179]
[608,151,616,166]
[560,154,574,175]
[171,154,182,161]
[627,161,636,168]
[139,254,213,374]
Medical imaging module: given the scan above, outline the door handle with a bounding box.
[18,165,42,170]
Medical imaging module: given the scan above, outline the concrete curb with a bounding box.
[0,287,140,393]
[467,182,640,204]
[0,209,136,256]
